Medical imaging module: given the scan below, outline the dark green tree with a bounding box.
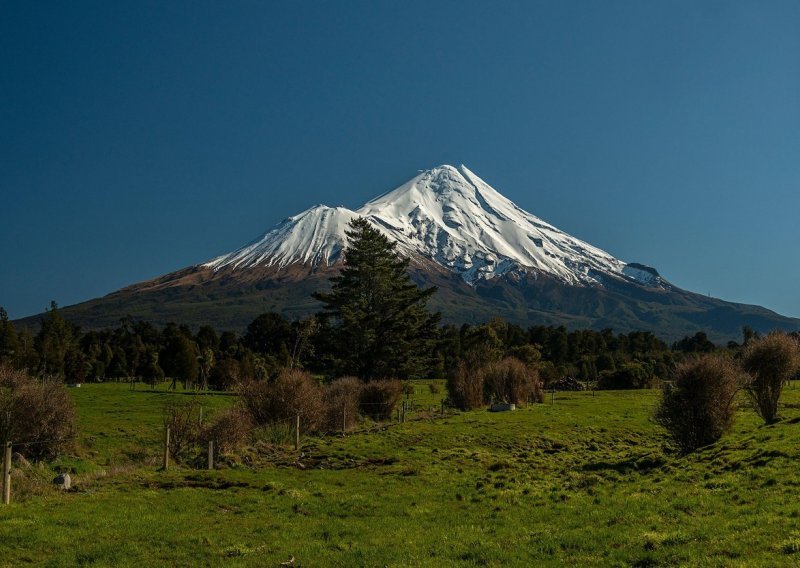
[138,348,165,387]
[314,217,440,381]
[244,313,291,366]
[0,307,19,366]
[160,326,199,389]
[34,301,73,378]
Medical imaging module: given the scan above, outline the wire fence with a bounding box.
[1,387,617,504]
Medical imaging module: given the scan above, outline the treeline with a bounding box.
[4,302,787,391]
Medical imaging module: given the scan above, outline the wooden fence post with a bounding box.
[2,442,11,505]
[208,441,214,470]
[163,426,170,470]
[342,407,347,433]
[294,415,300,451]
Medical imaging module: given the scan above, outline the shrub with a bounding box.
[239,369,324,431]
[655,355,741,453]
[447,358,543,409]
[202,404,254,455]
[742,332,800,423]
[597,362,652,390]
[209,358,243,391]
[322,377,362,432]
[446,362,484,410]
[0,366,77,461]
[359,379,403,421]
[163,399,202,461]
[480,357,542,405]
[428,382,441,395]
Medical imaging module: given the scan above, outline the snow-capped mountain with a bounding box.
[42,164,799,342]
[204,165,663,289]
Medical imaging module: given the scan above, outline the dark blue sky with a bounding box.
[2,1,799,320]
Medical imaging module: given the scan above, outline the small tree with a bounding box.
[742,332,800,424]
[655,355,741,453]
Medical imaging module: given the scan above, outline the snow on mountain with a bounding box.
[205,205,359,270]
[204,165,660,288]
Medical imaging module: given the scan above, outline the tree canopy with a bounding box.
[314,217,440,381]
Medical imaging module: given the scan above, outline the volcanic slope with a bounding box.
[40,165,800,342]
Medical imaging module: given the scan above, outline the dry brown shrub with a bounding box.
[0,366,76,461]
[446,362,485,410]
[163,399,202,461]
[359,379,403,421]
[202,404,254,454]
[480,357,543,405]
[742,332,800,423]
[239,369,324,431]
[322,377,362,432]
[655,354,742,453]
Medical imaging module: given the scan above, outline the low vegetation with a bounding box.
[742,332,800,424]
[654,355,741,453]
[2,382,800,566]
[0,366,76,460]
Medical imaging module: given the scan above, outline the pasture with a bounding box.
[1,382,799,566]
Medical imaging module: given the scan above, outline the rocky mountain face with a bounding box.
[35,165,799,343]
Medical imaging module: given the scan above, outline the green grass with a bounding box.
[2,382,800,566]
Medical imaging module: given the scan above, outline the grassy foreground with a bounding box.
[2,382,800,567]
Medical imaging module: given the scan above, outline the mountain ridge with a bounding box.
[18,164,800,343]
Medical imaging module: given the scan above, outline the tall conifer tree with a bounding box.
[314,218,440,381]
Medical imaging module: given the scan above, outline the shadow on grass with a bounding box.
[581,454,665,474]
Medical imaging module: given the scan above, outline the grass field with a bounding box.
[2,381,800,566]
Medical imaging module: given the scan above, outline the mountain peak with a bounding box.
[203,165,663,289]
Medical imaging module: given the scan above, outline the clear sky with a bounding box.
[2,1,799,320]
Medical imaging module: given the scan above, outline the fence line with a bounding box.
[2,393,457,504]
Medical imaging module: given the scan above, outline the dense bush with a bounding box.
[742,332,800,423]
[0,366,77,461]
[480,357,543,405]
[209,358,243,391]
[597,362,652,390]
[655,355,741,453]
[202,404,254,454]
[322,376,362,431]
[447,358,542,409]
[239,369,324,431]
[359,379,403,421]
[446,362,485,410]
